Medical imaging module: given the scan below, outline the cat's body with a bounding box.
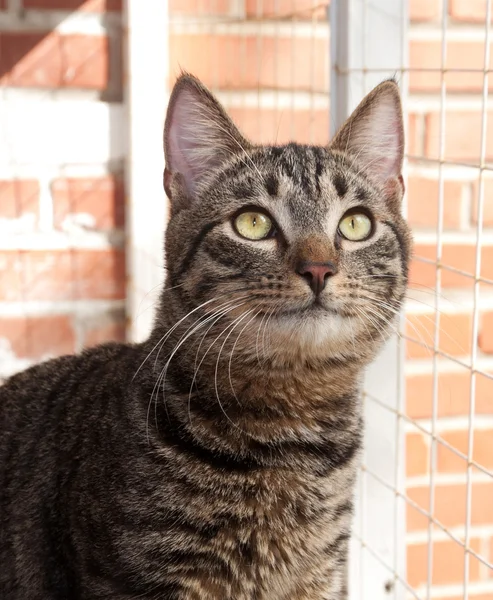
[0,75,411,599]
[0,342,358,600]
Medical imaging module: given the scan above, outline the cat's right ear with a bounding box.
[163,73,251,208]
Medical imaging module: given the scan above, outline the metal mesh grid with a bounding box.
[347,0,493,598]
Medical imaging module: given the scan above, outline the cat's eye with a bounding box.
[234,211,274,241]
[338,212,373,242]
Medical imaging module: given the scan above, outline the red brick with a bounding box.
[407,113,420,156]
[407,481,493,531]
[479,312,493,353]
[52,176,124,231]
[23,0,121,10]
[410,0,442,21]
[0,33,109,89]
[245,0,328,20]
[407,177,465,229]
[228,107,329,145]
[407,538,482,587]
[407,432,429,477]
[0,315,75,359]
[450,0,492,21]
[406,312,473,359]
[425,111,493,163]
[440,597,493,600]
[410,40,493,93]
[437,428,493,473]
[169,0,230,15]
[169,0,325,19]
[0,249,125,302]
[406,370,493,419]
[0,180,39,220]
[409,243,493,289]
[472,178,493,227]
[169,34,329,92]
[83,318,126,347]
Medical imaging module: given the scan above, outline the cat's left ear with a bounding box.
[163,73,252,207]
[330,80,404,197]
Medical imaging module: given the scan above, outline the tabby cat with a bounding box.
[0,74,411,600]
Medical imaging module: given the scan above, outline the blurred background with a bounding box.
[1,0,493,599]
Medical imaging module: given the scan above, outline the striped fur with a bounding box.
[0,75,411,599]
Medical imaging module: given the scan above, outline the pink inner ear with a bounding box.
[353,96,403,183]
[166,100,198,192]
[164,86,206,196]
[165,87,227,195]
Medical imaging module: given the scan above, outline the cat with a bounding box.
[0,73,411,600]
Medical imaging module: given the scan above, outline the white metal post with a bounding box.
[330,1,409,599]
[124,0,169,342]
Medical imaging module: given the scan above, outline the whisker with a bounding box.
[187,303,250,433]
[213,308,256,431]
[260,304,279,365]
[145,298,246,444]
[228,309,263,403]
[134,295,222,382]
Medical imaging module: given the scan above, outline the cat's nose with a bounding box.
[296,261,338,296]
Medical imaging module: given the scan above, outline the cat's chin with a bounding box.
[269,306,357,355]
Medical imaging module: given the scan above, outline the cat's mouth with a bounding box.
[275,300,341,318]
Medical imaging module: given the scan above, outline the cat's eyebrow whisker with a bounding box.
[212,123,264,183]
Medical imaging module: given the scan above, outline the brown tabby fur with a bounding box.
[0,74,412,599]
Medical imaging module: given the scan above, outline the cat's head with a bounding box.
[161,74,412,366]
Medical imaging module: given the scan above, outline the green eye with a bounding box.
[338,212,372,241]
[234,211,273,240]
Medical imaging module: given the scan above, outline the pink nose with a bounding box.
[296,261,338,296]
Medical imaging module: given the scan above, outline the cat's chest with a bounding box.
[206,470,348,599]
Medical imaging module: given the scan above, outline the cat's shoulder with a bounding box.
[0,341,137,409]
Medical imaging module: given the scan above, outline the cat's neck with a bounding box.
[140,323,364,455]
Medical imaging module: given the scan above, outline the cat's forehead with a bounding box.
[215,143,380,229]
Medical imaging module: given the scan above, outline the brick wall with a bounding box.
[0,0,126,380]
[406,1,493,597]
[1,0,492,596]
